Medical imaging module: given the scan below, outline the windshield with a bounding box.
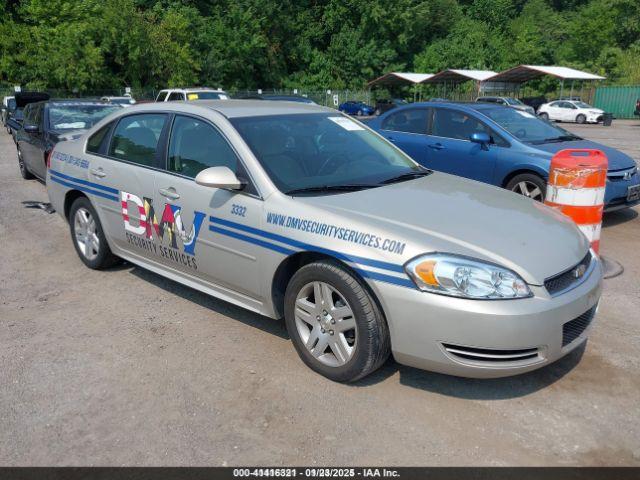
[231,113,422,194]
[573,101,592,109]
[482,108,580,144]
[504,98,524,106]
[187,91,228,100]
[49,104,121,130]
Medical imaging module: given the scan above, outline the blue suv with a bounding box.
[367,102,640,211]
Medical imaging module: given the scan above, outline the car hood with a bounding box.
[533,139,637,171]
[298,173,590,285]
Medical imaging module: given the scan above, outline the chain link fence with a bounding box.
[0,85,377,108]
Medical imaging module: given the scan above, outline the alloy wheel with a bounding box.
[74,207,100,261]
[294,281,357,367]
[512,180,544,201]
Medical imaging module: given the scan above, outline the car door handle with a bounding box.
[89,168,106,178]
[386,136,396,143]
[428,143,444,150]
[158,188,180,200]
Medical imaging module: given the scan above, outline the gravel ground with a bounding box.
[0,120,639,466]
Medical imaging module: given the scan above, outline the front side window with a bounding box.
[168,115,238,178]
[431,108,490,141]
[231,113,421,193]
[49,103,120,130]
[156,91,168,102]
[382,108,428,134]
[108,114,167,166]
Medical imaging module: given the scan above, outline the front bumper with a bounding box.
[369,257,603,378]
[587,113,604,123]
[604,171,640,211]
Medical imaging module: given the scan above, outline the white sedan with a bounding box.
[538,100,604,124]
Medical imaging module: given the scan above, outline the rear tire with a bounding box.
[284,260,390,382]
[506,173,546,202]
[576,114,586,124]
[17,146,34,180]
[68,197,119,269]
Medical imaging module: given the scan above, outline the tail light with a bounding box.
[46,149,54,169]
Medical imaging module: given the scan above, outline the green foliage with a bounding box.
[0,0,638,92]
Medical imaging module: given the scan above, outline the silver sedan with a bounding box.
[45,100,602,382]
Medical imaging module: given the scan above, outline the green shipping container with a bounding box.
[593,85,640,119]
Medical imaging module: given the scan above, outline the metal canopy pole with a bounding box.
[560,79,564,99]
[570,80,574,99]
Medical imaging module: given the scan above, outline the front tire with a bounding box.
[17,146,34,180]
[539,112,549,121]
[284,260,390,382]
[506,173,546,202]
[68,197,119,269]
[576,114,586,124]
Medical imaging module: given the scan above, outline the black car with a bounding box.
[16,100,121,181]
[6,92,50,140]
[521,96,548,113]
[374,98,408,115]
[635,98,640,117]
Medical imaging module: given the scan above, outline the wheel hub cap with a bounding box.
[74,207,100,261]
[294,281,356,367]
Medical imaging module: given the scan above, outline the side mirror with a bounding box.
[470,132,491,146]
[23,124,39,133]
[195,166,245,190]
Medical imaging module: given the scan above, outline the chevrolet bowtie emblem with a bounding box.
[574,264,587,279]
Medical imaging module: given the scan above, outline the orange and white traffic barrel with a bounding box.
[544,149,608,254]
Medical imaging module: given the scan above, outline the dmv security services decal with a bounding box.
[121,191,205,269]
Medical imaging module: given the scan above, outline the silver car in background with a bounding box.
[46,100,602,382]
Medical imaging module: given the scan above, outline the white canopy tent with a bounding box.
[421,69,497,84]
[483,65,606,98]
[367,72,434,88]
[420,69,497,99]
[366,72,434,101]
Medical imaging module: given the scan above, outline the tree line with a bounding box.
[0,0,638,93]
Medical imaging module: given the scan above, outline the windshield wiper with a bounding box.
[532,134,581,144]
[285,184,379,195]
[379,169,432,185]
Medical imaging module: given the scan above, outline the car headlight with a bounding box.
[405,253,532,299]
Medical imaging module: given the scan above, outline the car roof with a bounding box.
[120,99,333,118]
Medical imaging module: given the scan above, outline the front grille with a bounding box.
[607,167,637,182]
[442,343,540,364]
[562,306,597,347]
[544,251,592,296]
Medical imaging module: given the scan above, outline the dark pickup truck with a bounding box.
[15,99,121,181]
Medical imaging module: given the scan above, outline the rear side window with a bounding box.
[108,114,167,166]
[87,123,112,154]
[167,92,184,101]
[167,115,238,178]
[382,108,428,134]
